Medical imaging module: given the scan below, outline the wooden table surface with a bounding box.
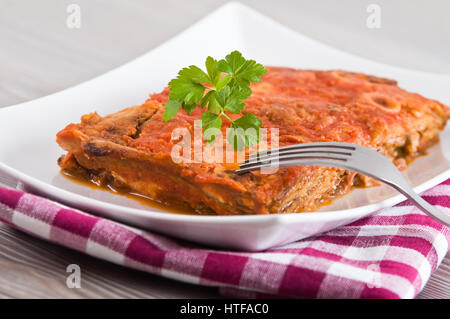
[0,0,449,298]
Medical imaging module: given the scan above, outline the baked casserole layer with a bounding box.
[56,67,450,215]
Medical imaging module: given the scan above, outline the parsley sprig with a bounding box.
[163,51,267,150]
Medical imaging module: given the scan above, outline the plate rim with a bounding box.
[1,1,449,225]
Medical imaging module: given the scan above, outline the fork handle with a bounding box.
[395,185,450,227]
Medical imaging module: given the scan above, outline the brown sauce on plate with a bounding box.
[61,170,197,215]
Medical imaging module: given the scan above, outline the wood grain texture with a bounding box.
[0,205,218,299]
[417,256,450,299]
[0,0,449,299]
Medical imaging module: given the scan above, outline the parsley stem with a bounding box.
[220,111,234,124]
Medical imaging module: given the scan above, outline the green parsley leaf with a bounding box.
[182,103,197,114]
[168,77,205,104]
[200,111,219,128]
[236,59,267,83]
[215,87,245,114]
[207,94,221,113]
[224,99,245,114]
[167,65,208,104]
[200,112,222,143]
[214,86,229,108]
[164,51,267,150]
[215,74,232,91]
[227,113,262,150]
[205,57,220,85]
[163,99,182,122]
[217,51,246,75]
[232,86,252,100]
[200,90,214,109]
[179,65,209,84]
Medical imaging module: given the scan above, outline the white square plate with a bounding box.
[1,2,449,251]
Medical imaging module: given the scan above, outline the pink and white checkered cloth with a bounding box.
[0,180,449,299]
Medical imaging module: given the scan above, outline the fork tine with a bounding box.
[243,143,356,168]
[236,157,348,174]
[239,154,348,170]
[247,142,356,160]
[244,149,352,164]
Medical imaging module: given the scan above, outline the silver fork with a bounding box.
[236,142,450,226]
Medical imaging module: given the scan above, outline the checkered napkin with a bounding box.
[0,181,449,299]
